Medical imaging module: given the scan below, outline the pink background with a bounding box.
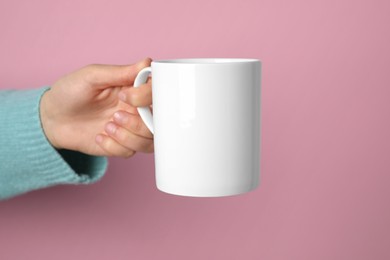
[1,0,390,259]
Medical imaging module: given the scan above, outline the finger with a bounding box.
[116,87,140,115]
[84,57,152,87]
[113,110,153,139]
[95,134,136,158]
[118,81,152,107]
[104,122,154,153]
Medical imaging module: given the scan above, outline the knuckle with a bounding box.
[86,63,97,69]
[83,64,99,72]
[83,64,100,83]
[130,92,140,106]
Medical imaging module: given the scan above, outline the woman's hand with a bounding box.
[39,58,154,158]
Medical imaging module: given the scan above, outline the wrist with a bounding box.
[40,89,62,149]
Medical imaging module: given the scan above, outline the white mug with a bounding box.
[134,58,261,197]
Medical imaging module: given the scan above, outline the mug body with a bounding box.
[151,58,261,197]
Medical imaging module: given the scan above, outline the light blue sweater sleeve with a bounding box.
[0,87,108,200]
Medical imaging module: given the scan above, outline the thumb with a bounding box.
[84,57,152,87]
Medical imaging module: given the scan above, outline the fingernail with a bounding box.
[95,135,103,143]
[106,122,117,134]
[114,111,128,124]
[118,91,126,102]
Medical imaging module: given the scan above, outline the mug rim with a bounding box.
[153,58,260,64]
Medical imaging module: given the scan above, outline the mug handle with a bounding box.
[133,67,154,134]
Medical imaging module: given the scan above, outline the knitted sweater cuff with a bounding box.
[1,87,107,199]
